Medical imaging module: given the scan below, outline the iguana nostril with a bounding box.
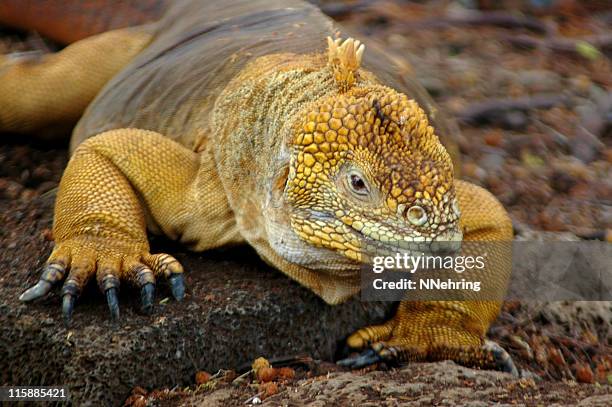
[406,205,427,226]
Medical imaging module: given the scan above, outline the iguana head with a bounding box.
[282,38,461,266]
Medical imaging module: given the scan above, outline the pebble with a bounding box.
[517,70,562,93]
[483,130,503,147]
[570,126,604,163]
[1,180,23,200]
[568,74,592,95]
[499,110,528,131]
[479,146,507,168]
[574,364,595,384]
[550,171,578,193]
[461,162,487,183]
[195,371,211,385]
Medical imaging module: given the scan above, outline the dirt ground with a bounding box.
[126,361,612,406]
[0,0,610,405]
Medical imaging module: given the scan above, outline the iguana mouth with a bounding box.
[303,208,461,261]
[348,222,462,260]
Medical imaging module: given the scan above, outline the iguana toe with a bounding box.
[337,348,383,369]
[105,287,120,321]
[62,291,76,326]
[483,340,519,376]
[341,309,519,374]
[140,283,156,314]
[19,238,185,322]
[19,279,53,302]
[168,273,186,301]
[19,262,67,302]
[339,335,519,375]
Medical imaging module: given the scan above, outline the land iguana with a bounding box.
[0,0,516,373]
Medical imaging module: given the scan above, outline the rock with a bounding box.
[483,130,504,147]
[578,395,612,406]
[539,301,612,339]
[0,195,393,406]
[570,96,609,163]
[478,146,507,172]
[517,70,562,93]
[514,230,581,241]
[575,364,595,384]
[195,371,211,385]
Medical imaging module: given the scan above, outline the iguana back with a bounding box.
[70,0,460,163]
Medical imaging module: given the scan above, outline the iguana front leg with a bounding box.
[339,181,518,374]
[19,129,204,322]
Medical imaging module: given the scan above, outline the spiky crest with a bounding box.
[327,36,365,92]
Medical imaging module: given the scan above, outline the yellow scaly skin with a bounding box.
[0,27,152,135]
[4,29,516,372]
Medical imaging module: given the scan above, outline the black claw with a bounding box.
[62,294,75,327]
[335,342,353,361]
[485,340,519,376]
[336,359,352,367]
[19,263,66,302]
[19,280,53,301]
[337,349,382,369]
[106,287,120,321]
[499,358,519,376]
[492,347,519,376]
[60,280,80,327]
[140,283,155,314]
[168,273,185,301]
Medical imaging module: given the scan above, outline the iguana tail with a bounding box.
[0,1,162,137]
[0,0,169,44]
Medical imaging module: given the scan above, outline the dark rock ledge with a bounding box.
[0,196,391,406]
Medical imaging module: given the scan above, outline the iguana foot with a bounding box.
[19,237,185,324]
[338,317,518,376]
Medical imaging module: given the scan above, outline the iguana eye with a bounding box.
[407,205,427,226]
[348,172,369,196]
[340,167,376,204]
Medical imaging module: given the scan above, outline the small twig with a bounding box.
[233,369,253,383]
[209,369,227,380]
[261,388,288,403]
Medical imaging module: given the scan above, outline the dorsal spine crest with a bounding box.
[327,36,365,93]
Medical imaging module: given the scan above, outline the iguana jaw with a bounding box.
[287,206,462,267]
